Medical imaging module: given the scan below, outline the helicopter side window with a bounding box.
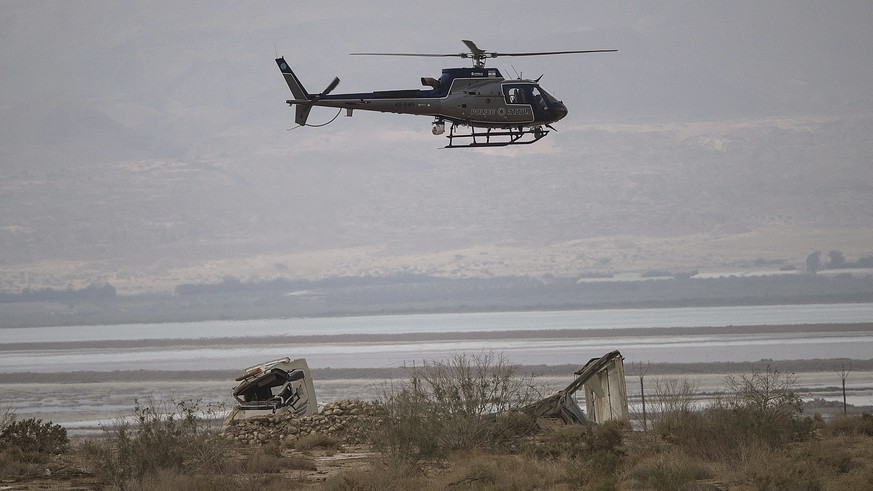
[504,86,527,104]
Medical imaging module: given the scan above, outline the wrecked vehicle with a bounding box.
[523,350,629,424]
[223,357,317,425]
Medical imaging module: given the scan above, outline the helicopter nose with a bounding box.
[554,102,568,121]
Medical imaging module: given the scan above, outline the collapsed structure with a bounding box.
[225,350,628,428]
[223,357,318,425]
[523,350,629,424]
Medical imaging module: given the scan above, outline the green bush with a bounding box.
[0,417,68,455]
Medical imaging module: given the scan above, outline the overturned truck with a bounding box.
[523,350,629,424]
[223,357,318,425]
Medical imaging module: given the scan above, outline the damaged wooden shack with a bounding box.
[523,350,629,424]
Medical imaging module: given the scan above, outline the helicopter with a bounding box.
[275,40,615,148]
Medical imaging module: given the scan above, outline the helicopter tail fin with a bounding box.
[276,57,313,126]
[276,57,309,101]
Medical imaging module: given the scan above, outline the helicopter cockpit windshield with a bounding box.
[532,86,560,114]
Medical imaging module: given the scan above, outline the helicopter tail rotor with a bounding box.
[319,77,340,98]
[276,57,344,127]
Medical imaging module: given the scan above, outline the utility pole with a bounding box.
[836,365,852,415]
[636,362,650,431]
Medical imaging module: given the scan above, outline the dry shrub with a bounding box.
[523,421,625,489]
[528,420,624,462]
[446,458,498,488]
[800,436,860,476]
[0,406,14,435]
[82,398,231,489]
[651,377,699,429]
[741,449,823,491]
[655,366,813,462]
[295,432,342,452]
[821,413,873,437]
[657,403,813,462]
[724,365,803,421]
[370,380,444,464]
[140,468,289,491]
[0,446,42,479]
[284,453,318,471]
[627,448,713,491]
[372,352,540,465]
[242,446,285,474]
[440,451,568,491]
[322,460,429,491]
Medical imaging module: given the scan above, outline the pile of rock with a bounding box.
[224,399,385,446]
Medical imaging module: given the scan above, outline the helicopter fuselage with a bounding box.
[276,41,611,147]
[278,59,566,128]
[276,56,577,147]
[309,67,568,128]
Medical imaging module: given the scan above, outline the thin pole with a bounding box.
[842,377,847,415]
[640,374,647,431]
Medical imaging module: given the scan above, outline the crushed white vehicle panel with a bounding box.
[224,357,317,425]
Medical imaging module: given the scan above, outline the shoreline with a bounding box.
[3,356,872,383]
[3,322,872,351]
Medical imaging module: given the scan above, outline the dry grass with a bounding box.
[625,448,715,490]
[7,361,873,490]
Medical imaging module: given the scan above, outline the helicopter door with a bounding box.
[503,84,551,121]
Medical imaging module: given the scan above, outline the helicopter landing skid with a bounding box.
[444,124,549,149]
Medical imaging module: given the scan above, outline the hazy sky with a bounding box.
[2,1,873,292]
[4,1,872,165]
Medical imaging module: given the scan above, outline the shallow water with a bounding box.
[2,304,872,434]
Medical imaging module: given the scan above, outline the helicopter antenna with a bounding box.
[352,40,616,68]
[510,65,520,79]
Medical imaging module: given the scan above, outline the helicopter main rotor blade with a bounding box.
[350,42,616,68]
[492,49,617,58]
[350,52,465,58]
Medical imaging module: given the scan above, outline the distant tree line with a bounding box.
[806,250,873,273]
[0,283,116,303]
[173,273,456,296]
